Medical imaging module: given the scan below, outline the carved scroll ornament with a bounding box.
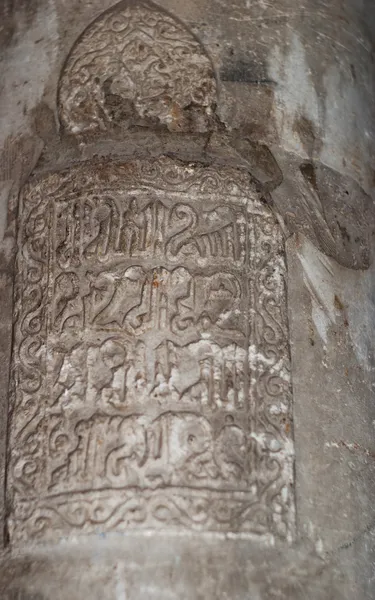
[8,158,294,544]
[58,1,217,134]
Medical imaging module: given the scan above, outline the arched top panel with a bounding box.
[58,0,217,134]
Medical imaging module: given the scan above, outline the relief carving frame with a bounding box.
[7,157,294,545]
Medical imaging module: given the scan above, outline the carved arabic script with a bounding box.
[9,158,293,543]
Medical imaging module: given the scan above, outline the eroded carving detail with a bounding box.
[9,158,293,543]
[58,1,217,134]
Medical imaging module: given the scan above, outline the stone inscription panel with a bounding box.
[8,158,293,543]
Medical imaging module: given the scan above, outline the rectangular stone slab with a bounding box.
[7,157,294,544]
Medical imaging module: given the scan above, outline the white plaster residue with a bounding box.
[293,234,375,374]
[248,345,290,383]
[320,63,373,187]
[315,537,324,557]
[250,433,294,459]
[344,263,375,375]
[297,237,336,345]
[268,32,321,159]
[268,29,373,188]
[269,402,288,416]
[324,441,340,449]
[248,344,276,368]
[115,562,128,600]
[296,235,375,375]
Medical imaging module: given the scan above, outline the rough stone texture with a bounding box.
[9,157,293,544]
[287,234,375,598]
[0,536,350,600]
[58,1,217,134]
[0,0,374,597]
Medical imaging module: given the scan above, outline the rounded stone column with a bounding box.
[0,1,374,598]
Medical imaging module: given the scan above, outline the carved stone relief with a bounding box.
[8,157,293,544]
[58,1,217,134]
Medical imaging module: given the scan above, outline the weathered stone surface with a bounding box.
[0,536,349,600]
[8,157,293,544]
[58,1,217,134]
[0,0,374,597]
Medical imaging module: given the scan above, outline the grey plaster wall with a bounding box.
[287,234,375,598]
[0,0,374,598]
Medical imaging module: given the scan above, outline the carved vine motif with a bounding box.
[58,1,217,134]
[8,158,293,543]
